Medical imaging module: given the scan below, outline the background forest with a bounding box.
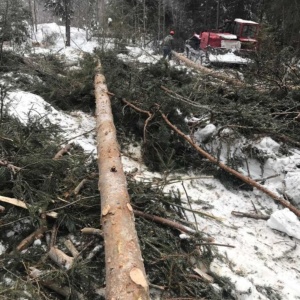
[2,0,299,53]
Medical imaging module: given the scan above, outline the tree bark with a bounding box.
[0,0,9,65]
[33,0,37,32]
[64,0,71,46]
[94,61,150,300]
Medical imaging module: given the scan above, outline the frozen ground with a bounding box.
[2,23,300,300]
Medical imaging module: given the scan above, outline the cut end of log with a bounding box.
[129,267,148,290]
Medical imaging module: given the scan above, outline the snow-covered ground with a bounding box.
[2,23,300,300]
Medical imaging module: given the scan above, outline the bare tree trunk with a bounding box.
[64,0,71,46]
[162,0,165,37]
[0,0,9,65]
[157,0,160,41]
[28,0,37,32]
[33,0,37,32]
[94,61,150,300]
[99,0,105,27]
[216,0,220,30]
[28,0,33,28]
[143,0,146,47]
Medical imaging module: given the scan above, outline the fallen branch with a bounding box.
[53,144,72,160]
[60,128,95,146]
[182,182,198,231]
[73,178,88,195]
[48,246,74,270]
[122,98,154,143]
[231,211,270,220]
[159,111,300,217]
[134,210,213,242]
[64,239,80,259]
[134,209,195,234]
[254,174,280,182]
[0,195,58,218]
[193,267,214,283]
[15,226,47,252]
[160,200,223,222]
[0,196,29,209]
[0,160,22,174]
[81,227,103,236]
[161,85,211,110]
[49,223,58,249]
[195,242,235,248]
[29,267,84,299]
[0,135,13,142]
[86,245,103,260]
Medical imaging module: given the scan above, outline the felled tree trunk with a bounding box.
[172,51,244,86]
[94,61,150,299]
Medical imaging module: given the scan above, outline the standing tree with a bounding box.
[44,0,72,46]
[0,0,30,63]
[28,0,38,32]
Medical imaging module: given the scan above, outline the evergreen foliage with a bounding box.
[27,53,96,112]
[44,0,73,19]
[0,113,232,300]
[0,0,30,44]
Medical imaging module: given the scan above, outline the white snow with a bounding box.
[209,51,251,64]
[4,91,96,153]
[267,208,300,239]
[217,33,237,40]
[194,124,217,143]
[285,172,300,205]
[117,46,161,65]
[33,23,100,53]
[234,18,259,25]
[253,136,281,156]
[1,23,300,300]
[0,243,6,255]
[33,239,42,246]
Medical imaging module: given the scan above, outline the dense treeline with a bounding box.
[106,0,300,52]
[1,0,299,53]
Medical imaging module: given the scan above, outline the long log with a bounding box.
[94,61,150,299]
[172,51,244,86]
[160,111,300,217]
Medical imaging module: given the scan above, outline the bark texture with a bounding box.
[94,61,150,300]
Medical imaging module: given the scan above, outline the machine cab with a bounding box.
[231,18,259,50]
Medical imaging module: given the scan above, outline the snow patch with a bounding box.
[253,136,280,156]
[285,172,300,205]
[194,124,217,143]
[5,91,96,153]
[209,51,251,64]
[267,208,300,239]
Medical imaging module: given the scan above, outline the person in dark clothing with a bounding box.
[220,19,234,33]
[162,30,174,60]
